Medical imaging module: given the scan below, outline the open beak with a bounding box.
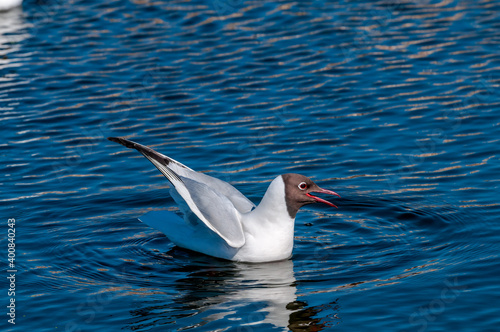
[306,188,341,208]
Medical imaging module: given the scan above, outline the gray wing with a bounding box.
[108,137,254,248]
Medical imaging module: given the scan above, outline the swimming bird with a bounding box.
[0,0,22,11]
[108,137,340,263]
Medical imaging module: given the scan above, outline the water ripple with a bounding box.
[2,0,500,331]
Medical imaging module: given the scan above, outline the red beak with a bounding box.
[306,188,341,208]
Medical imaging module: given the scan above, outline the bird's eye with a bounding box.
[298,182,308,190]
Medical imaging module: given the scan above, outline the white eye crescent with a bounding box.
[298,182,308,190]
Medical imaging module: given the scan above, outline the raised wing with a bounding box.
[108,137,254,248]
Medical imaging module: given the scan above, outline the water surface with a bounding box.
[1,0,499,331]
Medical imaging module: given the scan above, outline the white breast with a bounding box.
[0,0,22,11]
[234,176,296,262]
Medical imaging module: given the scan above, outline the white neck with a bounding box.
[254,176,291,220]
[236,176,295,262]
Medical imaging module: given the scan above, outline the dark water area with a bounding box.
[1,0,499,331]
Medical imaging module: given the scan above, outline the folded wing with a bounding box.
[108,137,254,248]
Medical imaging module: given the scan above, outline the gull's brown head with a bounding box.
[282,173,340,219]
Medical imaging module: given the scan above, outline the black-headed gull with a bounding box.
[108,137,340,262]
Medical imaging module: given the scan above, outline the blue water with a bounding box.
[1,0,499,331]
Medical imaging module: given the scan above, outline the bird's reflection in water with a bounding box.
[130,247,341,331]
[286,300,341,331]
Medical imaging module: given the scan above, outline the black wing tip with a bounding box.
[108,137,172,167]
[107,137,137,149]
